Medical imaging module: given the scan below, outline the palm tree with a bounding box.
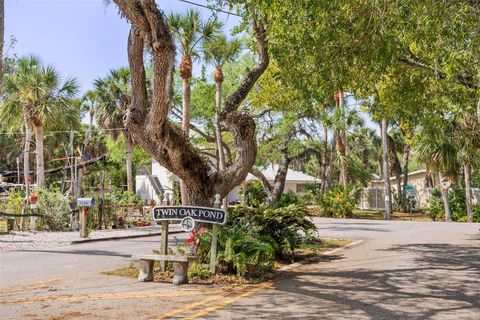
[94,67,134,192]
[203,35,242,191]
[415,116,459,221]
[456,112,480,222]
[0,55,78,188]
[167,9,222,204]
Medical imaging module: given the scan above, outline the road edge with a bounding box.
[70,229,185,245]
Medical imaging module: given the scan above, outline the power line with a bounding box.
[0,127,126,136]
[178,0,241,17]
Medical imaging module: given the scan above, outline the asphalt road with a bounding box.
[210,218,480,319]
[1,218,479,319]
[0,232,188,289]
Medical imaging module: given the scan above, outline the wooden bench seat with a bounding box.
[131,254,197,285]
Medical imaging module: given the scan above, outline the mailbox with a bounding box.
[76,198,95,207]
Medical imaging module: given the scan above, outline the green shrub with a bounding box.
[448,188,466,221]
[1,188,25,214]
[193,204,316,277]
[425,190,444,221]
[217,228,276,277]
[101,189,144,206]
[241,181,267,208]
[37,189,71,231]
[318,185,361,218]
[276,191,301,208]
[227,204,316,258]
[472,204,480,223]
[188,263,213,279]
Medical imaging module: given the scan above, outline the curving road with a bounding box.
[1,218,479,319]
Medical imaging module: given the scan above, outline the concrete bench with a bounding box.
[131,254,197,285]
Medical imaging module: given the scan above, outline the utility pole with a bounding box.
[69,131,75,196]
[381,118,392,220]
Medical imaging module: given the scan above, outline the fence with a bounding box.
[359,187,480,211]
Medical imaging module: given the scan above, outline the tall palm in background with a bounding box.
[203,35,242,183]
[0,55,79,188]
[456,112,480,222]
[415,116,459,221]
[94,67,134,192]
[334,104,365,185]
[167,9,221,204]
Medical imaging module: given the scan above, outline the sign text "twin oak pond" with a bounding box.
[153,206,226,225]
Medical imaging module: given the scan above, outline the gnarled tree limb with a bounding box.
[114,0,269,204]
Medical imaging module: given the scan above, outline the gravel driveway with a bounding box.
[0,225,180,251]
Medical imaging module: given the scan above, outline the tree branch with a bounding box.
[397,57,479,90]
[222,19,269,113]
[250,166,273,193]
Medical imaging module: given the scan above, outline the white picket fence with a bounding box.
[359,187,480,210]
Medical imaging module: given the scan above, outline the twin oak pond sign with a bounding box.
[153,206,226,231]
[152,198,227,273]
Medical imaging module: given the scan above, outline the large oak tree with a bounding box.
[113,0,268,206]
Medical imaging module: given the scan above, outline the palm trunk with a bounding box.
[381,118,392,220]
[180,76,191,205]
[438,171,451,221]
[34,126,45,188]
[400,144,410,211]
[214,80,228,210]
[125,139,133,193]
[22,123,32,231]
[76,113,94,197]
[324,133,336,193]
[320,125,328,194]
[337,90,347,186]
[464,161,473,222]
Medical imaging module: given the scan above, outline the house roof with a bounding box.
[371,169,427,183]
[246,165,317,182]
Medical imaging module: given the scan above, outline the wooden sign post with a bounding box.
[76,198,95,238]
[159,220,169,271]
[210,195,221,273]
[152,194,227,274]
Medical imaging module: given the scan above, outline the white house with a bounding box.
[135,160,318,204]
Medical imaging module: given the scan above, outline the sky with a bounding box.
[6,0,378,132]
[6,0,241,94]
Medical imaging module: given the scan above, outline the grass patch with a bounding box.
[101,238,350,284]
[352,210,431,221]
[352,210,384,220]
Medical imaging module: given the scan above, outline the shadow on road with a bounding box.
[225,243,480,319]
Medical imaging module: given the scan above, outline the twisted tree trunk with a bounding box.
[251,157,289,206]
[114,0,268,207]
